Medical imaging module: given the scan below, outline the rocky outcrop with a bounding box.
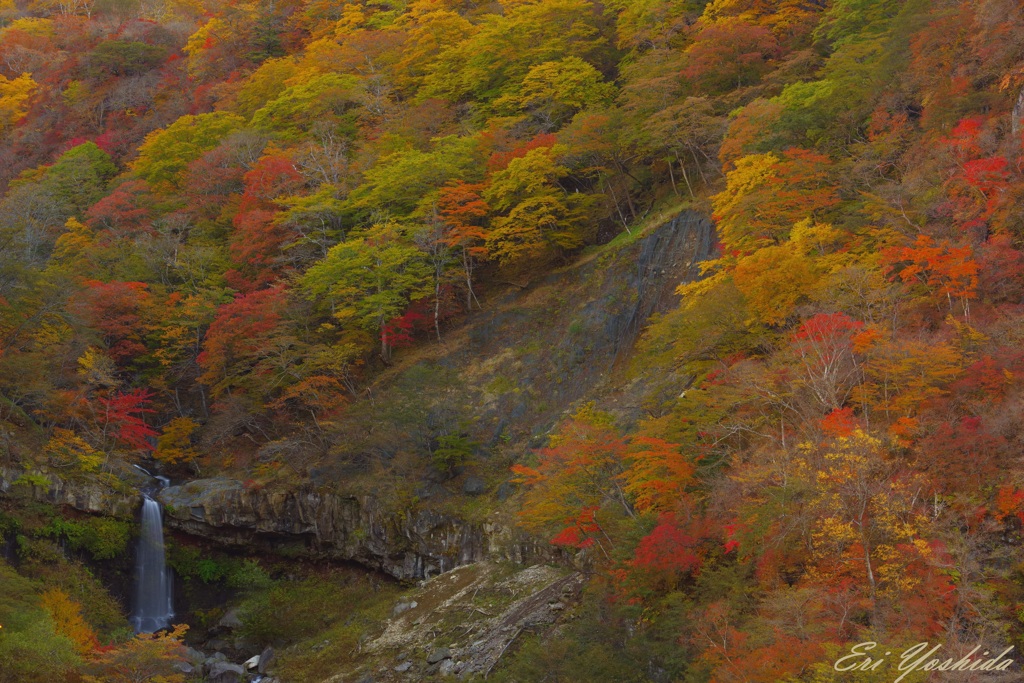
[0,466,551,581]
[610,209,716,356]
[159,478,553,581]
[0,467,140,518]
[331,562,585,681]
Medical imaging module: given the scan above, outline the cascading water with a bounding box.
[130,473,174,633]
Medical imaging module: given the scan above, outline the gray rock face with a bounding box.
[427,647,451,664]
[157,478,553,580]
[0,467,138,518]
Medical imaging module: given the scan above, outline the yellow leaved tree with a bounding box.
[0,73,36,132]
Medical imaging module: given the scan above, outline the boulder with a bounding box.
[427,647,451,664]
[258,646,276,674]
[392,601,415,617]
[414,483,447,500]
[203,652,227,667]
[206,639,229,652]
[462,476,487,496]
[207,661,244,683]
[495,481,515,502]
[217,608,242,630]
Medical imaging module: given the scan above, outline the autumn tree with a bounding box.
[250,73,362,141]
[301,223,433,362]
[88,388,158,453]
[39,588,98,656]
[854,337,963,422]
[635,97,725,198]
[82,624,189,683]
[712,149,840,252]
[197,287,288,398]
[805,430,953,634]
[0,563,81,683]
[386,0,477,94]
[420,0,610,103]
[132,113,246,194]
[153,416,199,468]
[85,179,154,237]
[494,56,615,131]
[72,280,152,364]
[437,180,489,309]
[0,72,35,132]
[789,312,865,412]
[227,152,304,290]
[683,18,779,94]
[484,145,595,267]
[883,235,979,317]
[513,405,634,557]
[346,135,484,220]
[46,142,118,218]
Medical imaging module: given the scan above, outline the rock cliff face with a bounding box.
[0,468,552,581]
[159,478,552,581]
[0,467,140,518]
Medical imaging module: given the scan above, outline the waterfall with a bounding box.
[131,488,174,633]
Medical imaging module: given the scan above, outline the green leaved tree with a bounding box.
[301,222,433,362]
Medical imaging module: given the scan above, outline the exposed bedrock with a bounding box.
[158,478,553,580]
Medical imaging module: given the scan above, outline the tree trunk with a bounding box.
[463,250,482,311]
[434,277,442,342]
[1013,85,1024,139]
[676,152,695,199]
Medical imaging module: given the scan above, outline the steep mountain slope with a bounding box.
[5,0,1024,681]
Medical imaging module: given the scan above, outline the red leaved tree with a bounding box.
[883,234,979,316]
[73,280,153,364]
[197,287,288,398]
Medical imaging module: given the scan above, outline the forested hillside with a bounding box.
[3,0,1024,680]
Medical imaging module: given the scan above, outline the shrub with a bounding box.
[41,516,131,561]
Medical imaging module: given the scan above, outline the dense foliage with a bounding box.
[2,0,1024,679]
